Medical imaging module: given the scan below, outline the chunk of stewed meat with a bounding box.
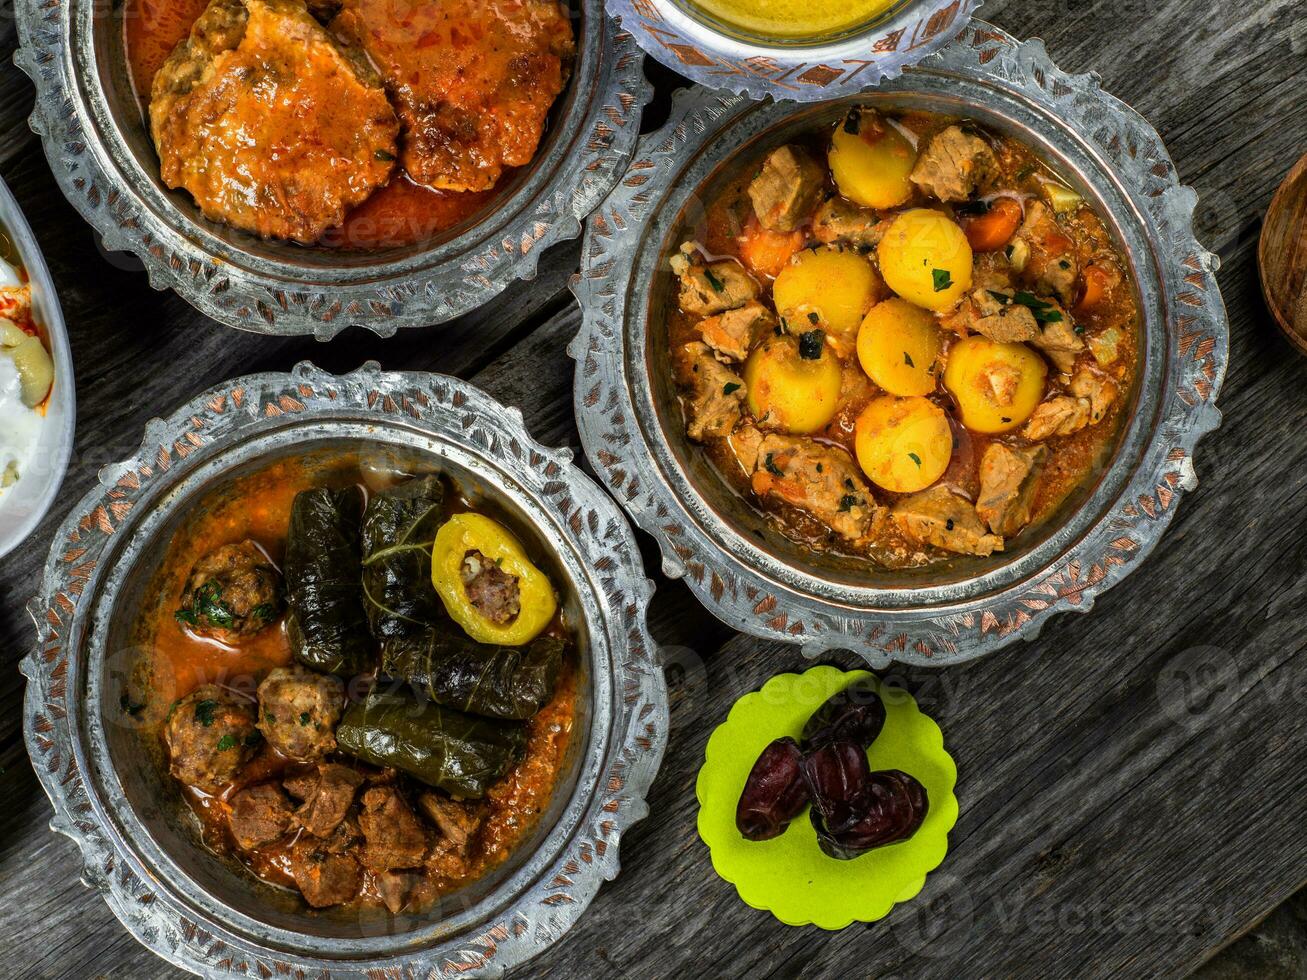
[295,763,365,838]
[290,839,361,908]
[976,444,1048,537]
[811,195,888,251]
[682,342,746,441]
[726,423,766,477]
[748,145,825,232]
[228,782,294,849]
[752,435,878,542]
[375,870,419,915]
[1022,396,1092,440]
[165,685,258,792]
[175,540,282,641]
[1029,304,1084,375]
[1012,202,1080,304]
[910,126,998,202]
[961,289,1040,343]
[282,768,319,801]
[359,787,429,870]
[671,248,759,316]
[319,813,364,855]
[417,791,483,856]
[1069,365,1118,423]
[892,486,1004,557]
[460,549,521,625]
[257,665,343,762]
[697,302,774,363]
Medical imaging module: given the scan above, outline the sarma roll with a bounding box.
[284,486,373,677]
[336,690,527,798]
[361,475,446,639]
[382,632,565,720]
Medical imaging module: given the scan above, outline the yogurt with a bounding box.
[0,351,42,488]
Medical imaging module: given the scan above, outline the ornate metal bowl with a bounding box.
[22,363,666,977]
[605,0,977,101]
[13,1,648,339]
[570,23,1228,667]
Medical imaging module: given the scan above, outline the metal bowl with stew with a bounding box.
[22,363,665,976]
[570,24,1229,666]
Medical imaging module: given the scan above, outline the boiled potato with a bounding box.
[6,333,53,408]
[854,395,952,493]
[773,246,881,344]
[828,109,917,209]
[942,336,1047,434]
[877,209,973,311]
[744,332,843,434]
[857,299,942,397]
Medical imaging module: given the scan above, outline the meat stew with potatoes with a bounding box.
[668,107,1139,569]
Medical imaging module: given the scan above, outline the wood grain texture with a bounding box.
[2,0,1305,977]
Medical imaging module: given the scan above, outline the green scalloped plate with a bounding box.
[695,666,959,929]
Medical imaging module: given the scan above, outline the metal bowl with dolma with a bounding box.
[21,361,666,977]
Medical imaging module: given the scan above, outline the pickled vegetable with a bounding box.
[877,208,973,311]
[743,332,843,435]
[856,299,941,397]
[809,769,928,860]
[772,245,882,343]
[432,513,558,646]
[5,333,53,408]
[736,736,809,841]
[801,678,886,750]
[942,335,1047,434]
[853,395,952,493]
[828,109,916,209]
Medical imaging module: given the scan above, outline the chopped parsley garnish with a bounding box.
[244,732,263,747]
[704,268,725,293]
[193,580,236,629]
[374,148,396,162]
[764,454,784,476]
[299,711,311,726]
[798,329,825,360]
[842,110,860,136]
[1001,416,1012,424]
[722,381,741,396]
[194,699,218,727]
[838,494,860,512]
[215,734,238,752]
[903,351,915,368]
[174,607,198,626]
[815,463,823,473]
[844,478,856,491]
[908,452,922,467]
[987,289,1013,305]
[807,312,819,324]
[931,268,953,292]
[1011,291,1064,324]
[945,519,955,531]
[955,199,991,216]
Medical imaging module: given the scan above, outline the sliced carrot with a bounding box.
[737,215,806,279]
[751,471,774,496]
[1075,264,1112,314]
[963,197,1024,253]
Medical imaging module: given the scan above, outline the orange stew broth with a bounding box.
[670,112,1138,568]
[128,454,578,909]
[122,0,506,250]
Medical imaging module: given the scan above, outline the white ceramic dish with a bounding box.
[0,176,74,559]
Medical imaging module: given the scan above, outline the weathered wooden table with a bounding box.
[2,0,1304,976]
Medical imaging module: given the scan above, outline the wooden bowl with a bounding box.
[1259,151,1307,355]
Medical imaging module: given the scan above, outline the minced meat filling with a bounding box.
[460,549,521,625]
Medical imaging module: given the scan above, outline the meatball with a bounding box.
[164,685,258,792]
[176,540,282,642]
[257,665,344,761]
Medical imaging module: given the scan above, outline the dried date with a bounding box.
[810,769,929,860]
[801,678,886,750]
[735,737,809,841]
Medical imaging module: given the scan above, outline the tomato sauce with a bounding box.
[122,0,508,250]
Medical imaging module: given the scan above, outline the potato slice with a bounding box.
[857,298,942,397]
[828,109,917,210]
[744,332,843,435]
[854,395,952,493]
[877,209,973,311]
[942,335,1047,434]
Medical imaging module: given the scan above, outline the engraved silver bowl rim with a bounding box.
[569,22,1229,668]
[604,0,978,102]
[13,1,649,340]
[21,361,667,978]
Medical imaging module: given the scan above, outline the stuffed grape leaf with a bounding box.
[336,690,527,798]
[361,475,446,639]
[381,631,564,720]
[284,486,374,677]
